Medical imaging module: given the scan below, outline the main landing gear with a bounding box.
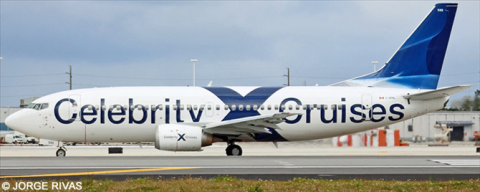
[56,146,67,157]
[226,140,242,156]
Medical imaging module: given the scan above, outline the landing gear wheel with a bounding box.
[56,149,66,157]
[226,144,242,156]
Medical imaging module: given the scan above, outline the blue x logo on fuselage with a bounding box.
[204,87,283,121]
[204,87,288,142]
[177,133,186,141]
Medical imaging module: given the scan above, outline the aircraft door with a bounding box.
[69,94,81,122]
[205,102,214,117]
[362,94,372,120]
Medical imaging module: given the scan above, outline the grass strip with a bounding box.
[1,176,479,191]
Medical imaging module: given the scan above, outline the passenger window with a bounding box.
[158,104,163,111]
[200,105,205,111]
[207,105,211,110]
[231,105,237,111]
[193,105,198,110]
[246,105,251,111]
[238,105,244,111]
[216,105,220,110]
[275,105,279,110]
[173,105,177,110]
[338,105,342,110]
[180,105,184,110]
[331,104,336,110]
[116,105,122,111]
[40,103,49,110]
[281,105,285,110]
[144,105,149,110]
[259,105,264,110]
[224,105,229,110]
[187,105,192,110]
[253,105,258,111]
[288,105,292,110]
[302,105,307,110]
[267,105,272,110]
[33,104,41,110]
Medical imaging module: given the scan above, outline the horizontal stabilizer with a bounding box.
[403,85,472,100]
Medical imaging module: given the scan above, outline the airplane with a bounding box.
[5,3,470,157]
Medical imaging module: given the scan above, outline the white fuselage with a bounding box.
[7,86,447,143]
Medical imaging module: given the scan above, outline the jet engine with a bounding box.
[155,124,214,151]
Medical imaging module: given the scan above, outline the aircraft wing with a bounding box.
[403,85,472,100]
[203,112,300,135]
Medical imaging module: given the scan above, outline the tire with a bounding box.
[226,144,242,156]
[56,149,66,157]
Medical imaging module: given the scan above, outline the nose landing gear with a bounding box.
[226,140,242,156]
[56,146,67,157]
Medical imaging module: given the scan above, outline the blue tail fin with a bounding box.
[334,3,457,89]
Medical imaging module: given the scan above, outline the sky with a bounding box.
[1,1,479,107]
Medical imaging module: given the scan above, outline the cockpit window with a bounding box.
[33,104,41,110]
[27,103,49,110]
[40,103,49,110]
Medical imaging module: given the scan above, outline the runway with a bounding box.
[1,156,479,181]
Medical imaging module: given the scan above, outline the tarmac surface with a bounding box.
[1,144,479,181]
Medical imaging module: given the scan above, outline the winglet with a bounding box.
[273,141,279,148]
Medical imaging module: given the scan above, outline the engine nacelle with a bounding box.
[155,124,214,151]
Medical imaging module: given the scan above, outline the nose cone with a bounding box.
[5,110,25,132]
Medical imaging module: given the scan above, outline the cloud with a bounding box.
[1,1,479,107]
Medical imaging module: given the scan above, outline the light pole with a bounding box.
[191,59,198,86]
[372,61,378,72]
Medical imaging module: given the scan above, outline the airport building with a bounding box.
[389,111,479,142]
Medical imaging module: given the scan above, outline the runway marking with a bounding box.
[274,160,294,166]
[2,165,480,171]
[430,159,480,166]
[0,167,199,179]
